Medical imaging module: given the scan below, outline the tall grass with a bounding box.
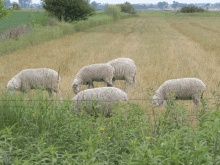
[0,9,138,56]
[0,87,220,164]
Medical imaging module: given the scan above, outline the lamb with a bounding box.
[71,63,115,94]
[6,68,63,102]
[107,58,137,92]
[72,87,128,114]
[152,78,206,113]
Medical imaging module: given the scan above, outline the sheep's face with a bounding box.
[6,78,21,92]
[152,95,162,106]
[72,79,80,95]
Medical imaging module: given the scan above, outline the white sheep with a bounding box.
[107,58,137,92]
[152,78,206,113]
[71,63,115,94]
[72,87,128,112]
[6,68,63,102]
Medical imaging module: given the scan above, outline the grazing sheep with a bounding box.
[6,68,63,102]
[71,63,115,94]
[152,78,206,113]
[72,87,128,116]
[107,58,137,92]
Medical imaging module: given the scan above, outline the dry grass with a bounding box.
[1,15,220,115]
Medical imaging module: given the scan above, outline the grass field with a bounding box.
[0,9,220,164]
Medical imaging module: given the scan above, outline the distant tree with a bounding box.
[157,1,167,10]
[91,1,97,9]
[205,3,210,7]
[157,2,163,10]
[0,0,13,20]
[171,1,179,10]
[12,2,21,10]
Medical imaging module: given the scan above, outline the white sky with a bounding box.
[10,0,220,5]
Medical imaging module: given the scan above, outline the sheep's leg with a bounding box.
[193,99,199,115]
[133,76,136,89]
[91,82,94,88]
[53,89,63,103]
[47,89,52,98]
[124,77,134,92]
[162,101,166,107]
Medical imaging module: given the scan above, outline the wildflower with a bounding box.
[119,100,122,102]
[108,137,110,139]
[146,137,151,140]
[120,108,123,110]
[161,143,165,146]
[131,140,136,143]
[100,127,104,131]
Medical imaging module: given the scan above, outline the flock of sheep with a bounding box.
[5,57,206,113]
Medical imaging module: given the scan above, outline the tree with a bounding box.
[91,1,97,10]
[171,1,179,10]
[43,0,95,22]
[157,2,164,10]
[0,0,13,20]
[12,2,21,10]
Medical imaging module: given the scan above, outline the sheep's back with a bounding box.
[78,64,114,81]
[73,87,128,104]
[17,68,59,88]
[108,60,136,79]
[159,78,206,99]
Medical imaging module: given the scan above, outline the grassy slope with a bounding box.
[0,10,220,164]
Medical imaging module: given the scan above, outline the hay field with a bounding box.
[1,14,220,114]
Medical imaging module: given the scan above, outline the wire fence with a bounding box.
[1,97,219,162]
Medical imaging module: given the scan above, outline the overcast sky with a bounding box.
[10,0,220,5]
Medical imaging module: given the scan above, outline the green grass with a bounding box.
[0,88,220,164]
[0,9,138,57]
[0,9,45,33]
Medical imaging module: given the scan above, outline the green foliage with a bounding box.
[104,5,121,20]
[117,1,136,14]
[42,0,96,22]
[0,0,14,20]
[181,6,205,13]
[1,86,220,164]
[12,2,21,10]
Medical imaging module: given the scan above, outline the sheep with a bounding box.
[71,63,115,94]
[107,58,137,93]
[72,87,128,116]
[152,78,206,113]
[6,68,63,102]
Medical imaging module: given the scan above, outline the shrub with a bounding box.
[117,1,136,14]
[104,5,121,18]
[42,0,96,23]
[8,24,27,40]
[181,6,205,13]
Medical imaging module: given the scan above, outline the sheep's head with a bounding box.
[152,95,162,106]
[6,77,21,93]
[71,79,80,95]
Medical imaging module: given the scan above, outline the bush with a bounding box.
[42,0,96,23]
[117,1,136,14]
[12,2,21,10]
[181,6,205,13]
[104,5,121,18]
